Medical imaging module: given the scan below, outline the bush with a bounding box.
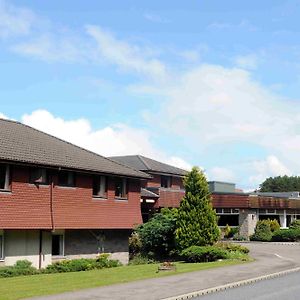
[215,242,249,254]
[268,219,280,232]
[129,232,142,258]
[250,220,273,241]
[136,208,177,258]
[289,220,300,230]
[223,226,239,239]
[45,255,121,274]
[272,228,300,242]
[176,167,220,249]
[0,260,38,278]
[181,246,229,263]
[128,254,156,265]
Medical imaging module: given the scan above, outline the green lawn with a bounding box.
[0,260,248,300]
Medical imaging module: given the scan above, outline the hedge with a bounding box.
[180,246,229,263]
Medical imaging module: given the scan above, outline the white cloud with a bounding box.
[133,63,300,188]
[208,167,236,182]
[249,155,291,186]
[0,0,35,38]
[21,110,191,170]
[12,33,89,63]
[166,157,192,171]
[234,54,258,70]
[11,21,167,80]
[144,13,170,24]
[0,112,8,119]
[86,25,167,80]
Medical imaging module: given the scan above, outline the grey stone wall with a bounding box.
[64,229,131,264]
[239,209,258,239]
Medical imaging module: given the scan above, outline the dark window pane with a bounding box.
[93,176,100,196]
[115,178,126,198]
[58,171,74,187]
[52,235,63,256]
[0,165,6,189]
[161,176,171,188]
[30,168,48,184]
[218,215,239,226]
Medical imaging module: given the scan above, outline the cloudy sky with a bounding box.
[1,0,300,190]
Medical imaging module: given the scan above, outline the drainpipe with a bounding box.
[38,230,43,269]
[50,174,54,230]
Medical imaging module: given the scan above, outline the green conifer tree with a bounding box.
[175,167,220,249]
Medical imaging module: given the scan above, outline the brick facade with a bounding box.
[0,164,142,230]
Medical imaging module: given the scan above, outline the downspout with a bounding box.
[50,174,54,231]
[38,230,43,269]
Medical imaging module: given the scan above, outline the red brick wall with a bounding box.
[155,189,185,208]
[0,166,52,229]
[146,174,184,190]
[171,177,184,190]
[52,174,142,229]
[0,165,142,229]
[146,174,161,188]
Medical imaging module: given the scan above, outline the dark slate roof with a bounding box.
[0,119,150,179]
[141,188,159,198]
[110,155,187,176]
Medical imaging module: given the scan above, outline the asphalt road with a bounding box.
[199,271,300,300]
[29,243,300,300]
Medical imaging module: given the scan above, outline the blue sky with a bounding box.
[1,0,300,190]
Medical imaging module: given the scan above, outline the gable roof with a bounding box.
[0,119,150,179]
[110,155,187,176]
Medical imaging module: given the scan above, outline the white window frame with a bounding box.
[216,208,239,215]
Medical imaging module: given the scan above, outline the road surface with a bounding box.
[198,270,300,300]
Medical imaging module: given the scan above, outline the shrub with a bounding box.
[176,167,220,249]
[128,254,156,265]
[232,233,247,241]
[0,260,38,278]
[136,208,177,258]
[272,228,300,242]
[129,232,142,258]
[268,219,280,232]
[224,224,231,238]
[250,220,273,242]
[180,246,228,263]
[289,220,300,230]
[45,256,121,274]
[215,242,249,254]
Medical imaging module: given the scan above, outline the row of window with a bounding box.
[0,165,128,199]
[0,232,64,260]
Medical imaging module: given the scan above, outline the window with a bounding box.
[115,178,127,198]
[58,171,75,187]
[52,234,64,256]
[161,175,172,188]
[0,231,3,260]
[0,164,10,191]
[93,176,107,197]
[30,168,49,184]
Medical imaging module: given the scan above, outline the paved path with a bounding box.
[198,269,300,300]
[29,243,300,300]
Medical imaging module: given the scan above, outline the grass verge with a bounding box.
[0,259,250,300]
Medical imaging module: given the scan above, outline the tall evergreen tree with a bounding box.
[175,167,220,249]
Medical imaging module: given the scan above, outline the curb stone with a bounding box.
[161,266,300,300]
